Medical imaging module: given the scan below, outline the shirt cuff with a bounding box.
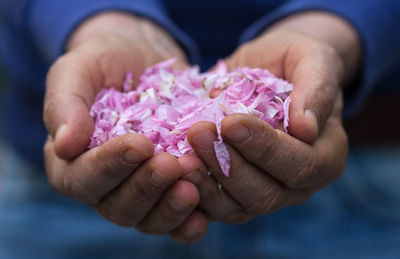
[239,0,400,118]
[28,0,200,64]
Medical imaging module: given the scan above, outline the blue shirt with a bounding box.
[1,0,400,167]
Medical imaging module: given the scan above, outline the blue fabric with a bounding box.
[1,0,400,166]
[1,1,400,258]
[1,144,400,258]
[1,2,400,257]
[27,0,200,64]
[239,0,400,117]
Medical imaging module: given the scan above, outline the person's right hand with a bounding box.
[43,12,208,244]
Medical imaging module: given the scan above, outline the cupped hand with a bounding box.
[184,13,360,224]
[43,12,207,244]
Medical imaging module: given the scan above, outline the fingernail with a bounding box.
[183,170,202,185]
[223,124,250,144]
[193,131,216,152]
[123,149,147,164]
[55,124,67,141]
[169,196,191,211]
[151,170,174,186]
[305,109,319,134]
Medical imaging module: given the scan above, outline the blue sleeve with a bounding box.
[239,0,400,118]
[3,0,199,64]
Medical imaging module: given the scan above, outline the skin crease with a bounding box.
[186,12,359,225]
[43,11,360,244]
[44,12,207,245]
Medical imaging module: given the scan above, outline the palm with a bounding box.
[184,29,348,224]
[43,13,206,245]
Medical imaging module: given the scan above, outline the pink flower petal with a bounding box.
[89,58,293,177]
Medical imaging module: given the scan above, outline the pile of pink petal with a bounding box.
[89,58,293,176]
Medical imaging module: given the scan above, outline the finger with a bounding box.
[95,152,182,227]
[169,211,209,245]
[221,112,347,189]
[136,180,199,234]
[44,133,153,204]
[44,36,154,160]
[223,31,342,143]
[285,42,343,143]
[45,48,190,161]
[43,43,131,160]
[44,54,96,160]
[223,30,292,78]
[179,155,247,224]
[306,92,348,188]
[187,121,308,216]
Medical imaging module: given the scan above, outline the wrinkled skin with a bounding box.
[43,11,360,243]
[43,12,208,244]
[183,12,360,225]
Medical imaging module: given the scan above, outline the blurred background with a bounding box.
[0,1,399,259]
[345,68,400,143]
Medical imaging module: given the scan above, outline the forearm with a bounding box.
[67,12,186,61]
[267,11,361,85]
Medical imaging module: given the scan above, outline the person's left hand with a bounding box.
[181,12,358,224]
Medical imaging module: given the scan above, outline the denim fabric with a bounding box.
[1,145,400,259]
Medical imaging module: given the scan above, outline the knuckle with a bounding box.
[92,147,124,184]
[96,50,114,73]
[133,175,158,202]
[252,138,278,168]
[43,137,53,156]
[316,41,336,56]
[321,44,341,65]
[46,55,68,81]
[42,104,53,132]
[248,120,280,165]
[96,205,133,228]
[44,160,68,197]
[94,49,124,87]
[55,166,97,205]
[307,40,335,56]
[42,94,60,134]
[43,142,73,198]
[168,196,194,215]
[254,146,274,168]
[158,198,193,226]
[312,42,343,75]
[199,182,224,205]
[246,187,284,215]
[43,55,78,134]
[62,172,84,201]
[160,206,182,225]
[46,55,75,87]
[49,168,74,199]
[286,152,317,189]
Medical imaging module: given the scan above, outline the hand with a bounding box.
[183,12,359,224]
[43,12,207,244]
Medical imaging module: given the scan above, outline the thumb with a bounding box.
[44,52,99,160]
[44,45,190,160]
[212,48,341,144]
[287,48,343,144]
